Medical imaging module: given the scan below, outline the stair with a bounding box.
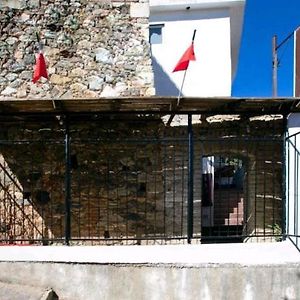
[213,189,244,226]
[201,225,244,243]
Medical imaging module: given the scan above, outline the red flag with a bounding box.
[173,43,196,72]
[32,52,48,83]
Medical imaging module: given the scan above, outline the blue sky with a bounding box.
[232,0,300,97]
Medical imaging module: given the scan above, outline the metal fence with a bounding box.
[286,130,300,251]
[0,112,289,245]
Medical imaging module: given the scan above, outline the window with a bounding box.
[149,24,164,45]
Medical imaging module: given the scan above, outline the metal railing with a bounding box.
[0,112,289,245]
[286,130,300,251]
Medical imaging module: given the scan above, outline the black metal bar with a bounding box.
[64,115,71,245]
[296,145,299,246]
[163,130,167,237]
[154,146,158,236]
[172,136,176,235]
[0,135,283,145]
[287,235,300,253]
[181,150,185,236]
[287,139,300,155]
[272,124,276,234]
[286,130,300,140]
[187,114,194,243]
[287,135,290,236]
[263,141,266,238]
[281,115,287,239]
[254,144,257,236]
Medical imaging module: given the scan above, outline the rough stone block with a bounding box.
[1,86,16,96]
[0,0,26,9]
[130,3,149,18]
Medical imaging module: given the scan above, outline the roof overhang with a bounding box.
[150,0,245,13]
[0,97,299,116]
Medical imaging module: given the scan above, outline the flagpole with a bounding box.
[177,69,187,106]
[167,29,196,126]
[36,31,42,52]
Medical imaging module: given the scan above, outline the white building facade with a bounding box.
[149,0,245,96]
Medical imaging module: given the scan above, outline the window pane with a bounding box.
[150,26,163,44]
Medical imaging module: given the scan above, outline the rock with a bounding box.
[139,71,154,85]
[70,68,87,77]
[93,9,110,17]
[6,37,18,45]
[0,0,26,9]
[130,3,149,18]
[100,85,118,97]
[70,83,87,92]
[115,82,127,94]
[50,74,72,85]
[27,0,40,8]
[30,83,44,94]
[64,16,79,31]
[94,47,113,64]
[60,90,73,99]
[88,75,104,91]
[10,79,22,88]
[145,87,156,96]
[82,17,95,28]
[1,86,17,96]
[6,73,18,81]
[14,50,24,60]
[57,33,73,48]
[11,62,25,73]
[23,53,35,65]
[45,48,60,57]
[20,71,33,80]
[16,88,27,98]
[77,40,93,50]
[47,67,56,75]
[105,74,114,83]
[0,77,7,84]
[20,13,30,22]
[44,31,57,39]
[1,86,16,95]
[83,90,98,98]
[124,64,136,71]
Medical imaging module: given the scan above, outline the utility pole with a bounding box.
[272,31,295,97]
[295,27,300,97]
[272,35,278,97]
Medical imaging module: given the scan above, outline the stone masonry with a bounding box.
[0,0,155,99]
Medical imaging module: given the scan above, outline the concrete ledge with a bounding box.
[0,241,298,299]
[0,240,299,265]
[0,261,299,300]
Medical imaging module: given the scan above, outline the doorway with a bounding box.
[201,155,245,243]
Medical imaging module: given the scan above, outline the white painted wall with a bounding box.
[149,0,245,97]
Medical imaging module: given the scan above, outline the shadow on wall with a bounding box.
[152,56,180,96]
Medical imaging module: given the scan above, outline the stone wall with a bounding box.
[0,0,154,99]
